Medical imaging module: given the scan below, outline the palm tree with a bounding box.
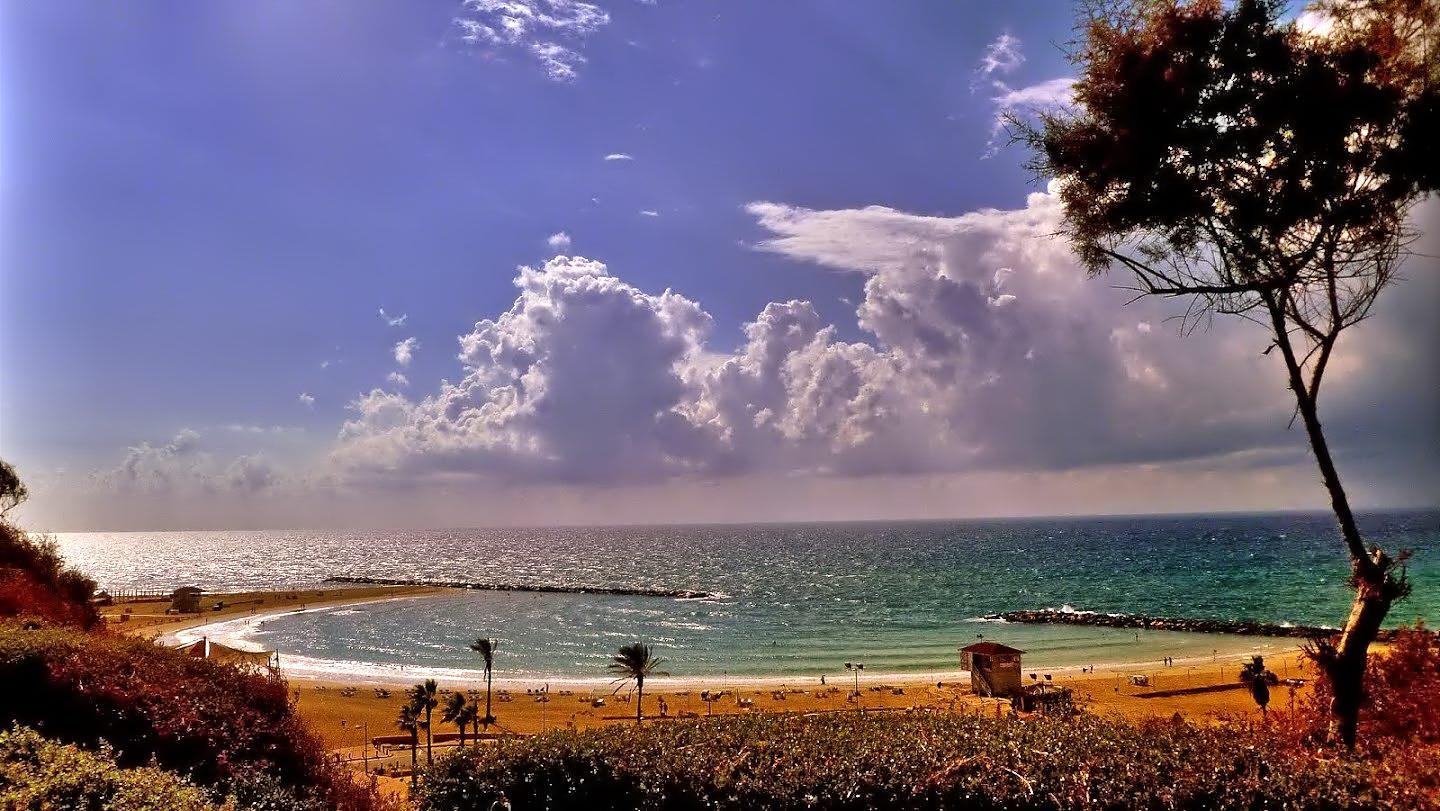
[409,679,439,765]
[1242,655,1273,719]
[469,637,499,730]
[459,703,480,744]
[437,691,478,749]
[441,692,469,747]
[609,642,667,724]
[395,703,420,786]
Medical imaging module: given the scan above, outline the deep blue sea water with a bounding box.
[57,511,1439,682]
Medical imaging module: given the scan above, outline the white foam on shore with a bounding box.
[160,592,441,650]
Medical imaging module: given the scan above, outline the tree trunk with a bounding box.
[485,668,493,728]
[1327,571,1396,746]
[425,710,433,765]
[1264,295,1401,747]
[636,677,644,724]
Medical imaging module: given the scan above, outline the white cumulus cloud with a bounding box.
[334,256,714,482]
[393,337,419,367]
[327,189,1435,492]
[547,231,573,251]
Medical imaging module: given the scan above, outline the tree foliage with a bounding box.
[1026,0,1434,324]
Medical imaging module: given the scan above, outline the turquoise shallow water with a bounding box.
[57,511,1439,681]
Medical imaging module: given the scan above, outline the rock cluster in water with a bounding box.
[325,575,711,600]
[988,608,1396,641]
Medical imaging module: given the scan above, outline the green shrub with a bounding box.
[0,725,226,810]
[419,711,1432,810]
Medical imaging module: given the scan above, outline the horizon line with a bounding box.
[39,503,1440,536]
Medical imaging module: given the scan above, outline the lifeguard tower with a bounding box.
[960,641,1024,698]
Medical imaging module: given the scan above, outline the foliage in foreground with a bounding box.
[0,724,228,811]
[0,622,378,810]
[418,710,1435,811]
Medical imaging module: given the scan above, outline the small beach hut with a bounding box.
[960,641,1024,698]
[169,586,203,613]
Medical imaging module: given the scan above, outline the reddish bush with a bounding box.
[0,623,379,810]
[1272,624,1440,802]
[1303,623,1440,747]
[0,570,97,629]
[0,522,99,630]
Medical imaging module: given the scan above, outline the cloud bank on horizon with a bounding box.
[97,188,1435,517]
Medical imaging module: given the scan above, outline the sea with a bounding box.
[54,510,1439,686]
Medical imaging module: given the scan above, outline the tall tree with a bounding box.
[468,637,498,730]
[1017,0,1436,746]
[409,680,439,766]
[609,642,667,724]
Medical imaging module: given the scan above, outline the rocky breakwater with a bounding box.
[989,608,1397,642]
[325,575,712,600]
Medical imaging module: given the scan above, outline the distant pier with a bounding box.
[324,575,712,600]
[987,608,1394,641]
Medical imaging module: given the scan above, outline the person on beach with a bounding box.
[820,674,826,686]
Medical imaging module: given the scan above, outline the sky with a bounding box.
[1,0,1436,531]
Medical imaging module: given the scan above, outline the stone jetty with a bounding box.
[325,575,712,600]
[988,608,1396,642]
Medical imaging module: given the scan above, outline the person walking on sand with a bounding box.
[820,674,826,686]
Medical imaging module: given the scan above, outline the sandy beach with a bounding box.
[113,586,1318,769]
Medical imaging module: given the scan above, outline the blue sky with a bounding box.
[2,1,1436,530]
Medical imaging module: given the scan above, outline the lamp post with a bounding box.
[844,661,864,700]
